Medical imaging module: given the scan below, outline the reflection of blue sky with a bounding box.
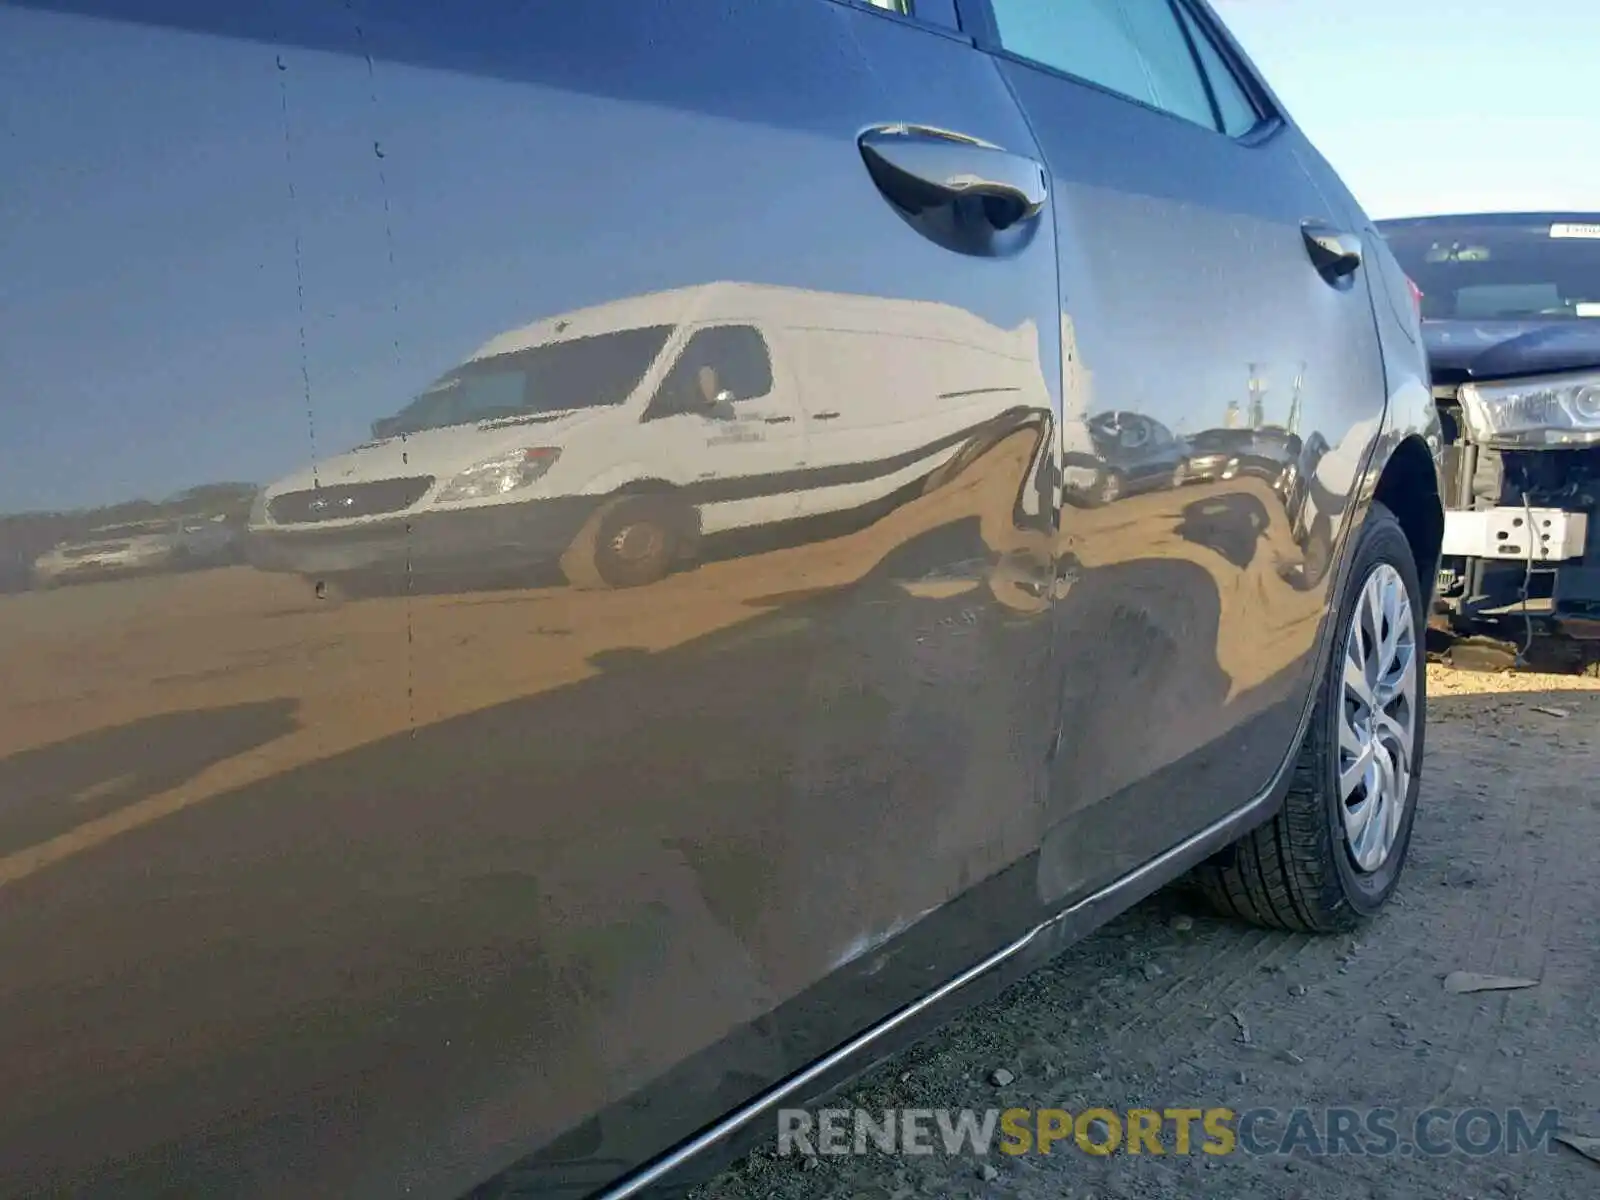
[0,4,1046,514]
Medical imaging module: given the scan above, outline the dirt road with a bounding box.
[698,665,1600,1200]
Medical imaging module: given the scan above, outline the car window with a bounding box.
[1173,1,1261,136]
[988,0,1217,130]
[1380,218,1600,321]
[649,325,775,419]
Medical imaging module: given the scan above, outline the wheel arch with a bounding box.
[614,475,677,495]
[1371,434,1444,601]
[605,477,702,542]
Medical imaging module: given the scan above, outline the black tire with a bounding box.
[560,494,692,590]
[1195,501,1426,933]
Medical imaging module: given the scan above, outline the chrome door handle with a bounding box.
[859,124,1047,231]
[1302,220,1363,282]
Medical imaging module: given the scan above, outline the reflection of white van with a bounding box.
[248,283,1048,589]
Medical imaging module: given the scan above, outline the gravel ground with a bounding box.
[697,664,1600,1200]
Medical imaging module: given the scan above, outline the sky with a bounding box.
[1213,0,1600,219]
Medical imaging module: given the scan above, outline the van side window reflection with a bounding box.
[647,325,774,419]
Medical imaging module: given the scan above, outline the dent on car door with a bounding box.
[969,0,1390,901]
[0,2,1063,1197]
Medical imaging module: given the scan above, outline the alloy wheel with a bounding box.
[1338,562,1418,872]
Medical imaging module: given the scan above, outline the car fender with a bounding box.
[1357,373,1443,509]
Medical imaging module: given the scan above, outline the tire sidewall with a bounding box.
[1320,502,1427,914]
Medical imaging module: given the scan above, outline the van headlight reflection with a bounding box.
[436,447,561,502]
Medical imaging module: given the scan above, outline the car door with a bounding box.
[640,321,807,532]
[959,0,1391,900]
[0,2,1063,1197]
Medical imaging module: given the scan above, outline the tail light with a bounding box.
[1405,276,1424,320]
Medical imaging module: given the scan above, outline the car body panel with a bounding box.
[981,3,1393,903]
[0,2,1062,1195]
[0,1,1433,1197]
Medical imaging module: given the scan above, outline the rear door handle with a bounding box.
[764,415,793,425]
[859,124,1047,231]
[812,411,841,421]
[1302,220,1363,282]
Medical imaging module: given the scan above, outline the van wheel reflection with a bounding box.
[560,493,697,589]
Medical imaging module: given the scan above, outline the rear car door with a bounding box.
[960,0,1392,898]
[0,1,1063,1196]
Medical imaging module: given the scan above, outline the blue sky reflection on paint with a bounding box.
[2,5,1036,514]
[3,1,1595,514]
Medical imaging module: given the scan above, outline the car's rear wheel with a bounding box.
[1196,501,1425,932]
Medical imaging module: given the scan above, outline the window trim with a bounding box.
[956,0,1283,142]
[1167,0,1229,134]
[1168,0,1279,140]
[824,0,970,40]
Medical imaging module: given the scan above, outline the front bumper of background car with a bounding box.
[1432,399,1600,642]
[34,547,175,584]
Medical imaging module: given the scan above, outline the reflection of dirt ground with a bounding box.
[0,431,1048,885]
[0,435,1328,887]
[0,426,1349,1197]
[1062,474,1329,701]
[0,701,297,858]
[0,429,1057,1196]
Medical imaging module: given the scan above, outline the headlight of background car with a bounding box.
[1459,371,1600,449]
[435,447,562,503]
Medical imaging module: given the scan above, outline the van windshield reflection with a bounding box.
[376,325,673,437]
